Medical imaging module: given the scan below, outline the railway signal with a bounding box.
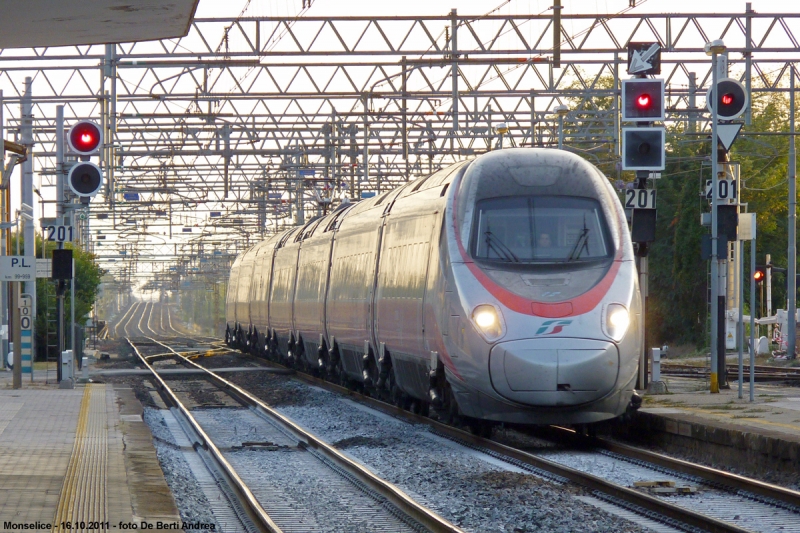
[68,161,103,198]
[753,268,765,284]
[66,120,103,199]
[622,127,665,171]
[706,78,748,121]
[67,120,102,155]
[621,78,665,121]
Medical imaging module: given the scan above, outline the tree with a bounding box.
[33,236,104,360]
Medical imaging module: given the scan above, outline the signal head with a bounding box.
[706,78,748,120]
[621,78,665,122]
[754,269,765,283]
[67,161,103,198]
[68,120,102,155]
[622,127,665,171]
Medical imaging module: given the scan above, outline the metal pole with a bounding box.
[56,107,64,224]
[639,255,648,390]
[750,232,756,401]
[363,94,369,189]
[71,264,75,358]
[710,50,721,393]
[558,115,564,149]
[745,3,753,126]
[738,235,744,398]
[450,8,458,133]
[552,0,561,69]
[788,68,797,359]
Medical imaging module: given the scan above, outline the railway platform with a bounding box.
[629,365,800,483]
[0,367,181,531]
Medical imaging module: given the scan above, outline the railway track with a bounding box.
[277,364,800,532]
[107,303,800,531]
[127,336,464,533]
[661,362,800,382]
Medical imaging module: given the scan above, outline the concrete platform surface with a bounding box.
[0,368,181,531]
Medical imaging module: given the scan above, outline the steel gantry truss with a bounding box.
[1,2,800,286]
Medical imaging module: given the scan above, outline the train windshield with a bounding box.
[471,196,611,263]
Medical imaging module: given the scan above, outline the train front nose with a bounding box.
[489,338,619,406]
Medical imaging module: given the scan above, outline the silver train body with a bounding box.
[226,148,642,425]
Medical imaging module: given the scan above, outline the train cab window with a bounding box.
[471,196,612,264]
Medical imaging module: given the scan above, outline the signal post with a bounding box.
[704,39,748,391]
[53,108,103,382]
[622,42,665,389]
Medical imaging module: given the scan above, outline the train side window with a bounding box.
[278,227,301,248]
[381,182,413,216]
[324,203,356,232]
[373,190,393,205]
[298,216,325,241]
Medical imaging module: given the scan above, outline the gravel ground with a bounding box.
[204,362,651,533]
[143,408,223,530]
[91,342,795,532]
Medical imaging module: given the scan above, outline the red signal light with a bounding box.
[68,120,102,155]
[721,93,734,106]
[754,269,765,282]
[637,94,651,108]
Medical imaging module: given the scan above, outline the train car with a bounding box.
[226,148,642,427]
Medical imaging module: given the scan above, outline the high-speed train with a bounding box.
[226,148,642,428]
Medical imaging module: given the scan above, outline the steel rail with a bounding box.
[571,430,800,510]
[126,338,283,533]
[226,352,754,533]
[146,337,466,533]
[111,300,139,339]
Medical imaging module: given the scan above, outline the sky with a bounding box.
[194,0,800,18]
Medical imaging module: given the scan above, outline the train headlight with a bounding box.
[605,304,630,341]
[472,305,503,340]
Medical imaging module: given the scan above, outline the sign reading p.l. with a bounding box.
[19,295,32,375]
[0,256,34,281]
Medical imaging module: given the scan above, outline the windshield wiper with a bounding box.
[484,231,519,262]
[567,227,590,261]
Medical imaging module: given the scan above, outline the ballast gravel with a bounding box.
[204,369,651,533]
[142,408,223,531]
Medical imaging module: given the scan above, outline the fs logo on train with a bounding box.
[535,320,572,336]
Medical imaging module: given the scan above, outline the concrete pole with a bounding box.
[11,282,20,388]
[788,69,797,358]
[0,89,6,371]
[21,78,35,371]
[710,50,721,393]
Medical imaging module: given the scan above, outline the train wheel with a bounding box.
[467,419,494,438]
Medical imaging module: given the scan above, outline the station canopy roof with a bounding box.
[0,0,199,49]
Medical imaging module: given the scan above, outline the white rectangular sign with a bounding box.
[44,225,74,242]
[704,179,737,203]
[0,256,34,282]
[624,189,657,209]
[36,258,52,278]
